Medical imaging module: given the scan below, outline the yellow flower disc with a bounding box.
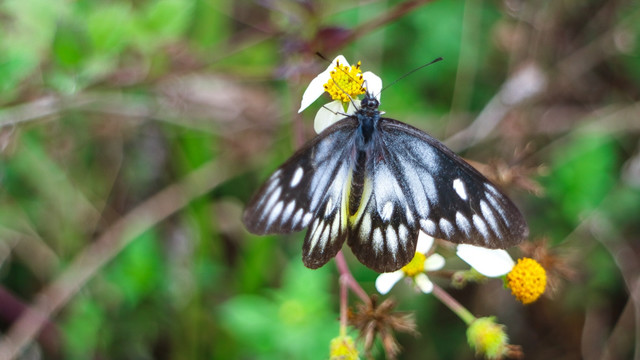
[506,258,547,304]
[323,61,366,103]
[402,252,427,277]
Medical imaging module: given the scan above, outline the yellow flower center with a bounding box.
[506,258,547,304]
[329,335,359,360]
[402,252,427,277]
[323,61,366,103]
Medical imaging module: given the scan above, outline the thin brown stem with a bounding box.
[335,251,371,305]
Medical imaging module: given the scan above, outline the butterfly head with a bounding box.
[358,92,381,118]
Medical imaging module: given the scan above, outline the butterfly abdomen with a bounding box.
[348,149,368,216]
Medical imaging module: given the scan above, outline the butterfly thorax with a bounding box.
[356,93,380,144]
[349,93,380,217]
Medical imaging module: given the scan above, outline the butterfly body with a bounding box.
[243,93,528,273]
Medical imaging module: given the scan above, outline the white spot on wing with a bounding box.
[269,169,282,181]
[398,224,408,247]
[330,213,340,240]
[373,228,384,254]
[480,200,500,236]
[405,205,414,226]
[308,220,323,253]
[453,178,468,200]
[302,213,313,227]
[360,213,372,239]
[318,224,330,254]
[400,164,430,218]
[386,226,398,259]
[381,201,394,222]
[268,201,284,226]
[282,201,296,223]
[473,214,490,242]
[486,194,509,223]
[420,219,437,234]
[456,212,471,235]
[292,208,304,228]
[485,184,501,197]
[290,167,303,187]
[325,197,334,215]
[420,173,438,206]
[262,187,282,214]
[439,218,454,237]
[262,180,279,201]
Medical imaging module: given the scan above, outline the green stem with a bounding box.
[431,283,476,325]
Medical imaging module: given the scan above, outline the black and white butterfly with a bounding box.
[243,93,528,273]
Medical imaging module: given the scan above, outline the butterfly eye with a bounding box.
[361,95,378,109]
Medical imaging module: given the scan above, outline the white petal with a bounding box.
[416,231,434,254]
[456,244,515,277]
[346,99,361,115]
[375,270,404,295]
[414,273,434,293]
[424,253,445,271]
[299,55,349,113]
[314,100,346,133]
[362,71,383,100]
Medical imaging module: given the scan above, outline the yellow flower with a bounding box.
[322,60,366,103]
[456,245,547,304]
[329,335,359,360]
[298,55,382,134]
[506,257,547,304]
[375,232,445,294]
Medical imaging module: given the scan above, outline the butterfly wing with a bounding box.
[346,146,421,272]
[376,118,529,249]
[243,118,358,268]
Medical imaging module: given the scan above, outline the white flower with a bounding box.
[456,244,515,277]
[375,232,445,295]
[298,55,383,134]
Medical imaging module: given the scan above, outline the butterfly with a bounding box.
[243,92,528,273]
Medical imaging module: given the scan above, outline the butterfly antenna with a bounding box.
[377,57,443,97]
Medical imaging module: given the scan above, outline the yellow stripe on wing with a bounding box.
[347,176,373,226]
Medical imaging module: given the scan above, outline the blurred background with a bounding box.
[0,0,639,359]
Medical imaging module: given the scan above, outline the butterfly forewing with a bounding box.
[301,158,350,269]
[378,118,529,248]
[243,118,358,235]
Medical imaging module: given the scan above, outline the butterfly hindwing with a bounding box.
[378,118,529,248]
[347,148,420,272]
[301,159,350,269]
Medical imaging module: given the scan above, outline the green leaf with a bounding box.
[104,230,163,307]
[61,298,105,360]
[219,260,338,360]
[87,3,134,55]
[53,22,88,68]
[546,134,618,220]
[140,0,194,40]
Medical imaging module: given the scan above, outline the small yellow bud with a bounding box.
[467,317,509,360]
[329,335,359,360]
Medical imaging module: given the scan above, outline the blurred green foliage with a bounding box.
[0,0,638,359]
